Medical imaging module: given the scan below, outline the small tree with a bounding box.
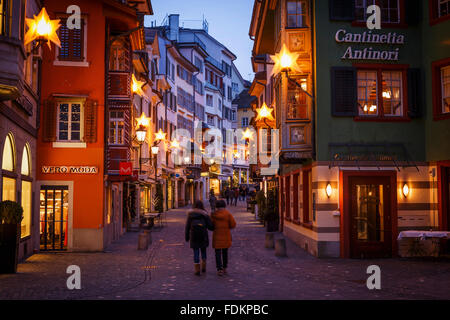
[0,201,23,225]
[263,189,279,232]
[256,190,266,221]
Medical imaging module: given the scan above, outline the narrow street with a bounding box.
[0,202,449,300]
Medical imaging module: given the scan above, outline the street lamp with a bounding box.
[24,7,61,53]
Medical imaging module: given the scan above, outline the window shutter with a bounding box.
[42,99,57,142]
[405,0,421,25]
[407,68,422,118]
[329,0,355,21]
[331,67,357,116]
[84,99,98,143]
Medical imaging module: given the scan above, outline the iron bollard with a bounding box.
[265,233,275,249]
[275,238,287,257]
[138,233,148,250]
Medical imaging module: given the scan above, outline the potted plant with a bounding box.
[0,201,24,274]
[264,190,279,232]
[256,190,266,223]
[154,183,164,214]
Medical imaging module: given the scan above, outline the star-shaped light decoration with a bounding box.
[154,129,166,142]
[241,128,254,141]
[132,74,146,97]
[136,112,150,129]
[170,139,180,150]
[24,8,61,49]
[255,102,275,122]
[270,44,302,75]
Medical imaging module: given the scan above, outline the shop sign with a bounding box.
[42,166,98,174]
[119,162,133,175]
[335,29,405,61]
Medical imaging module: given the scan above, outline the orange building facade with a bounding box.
[36,0,151,251]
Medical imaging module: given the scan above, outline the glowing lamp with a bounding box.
[170,139,180,149]
[136,112,150,128]
[24,8,61,49]
[151,146,159,155]
[270,44,302,75]
[256,102,275,122]
[136,127,147,143]
[326,183,332,198]
[402,183,410,198]
[242,128,254,141]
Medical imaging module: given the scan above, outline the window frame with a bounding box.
[109,111,125,145]
[286,0,309,29]
[0,0,12,37]
[54,15,88,67]
[353,63,409,122]
[56,101,85,143]
[432,58,450,120]
[430,0,450,25]
[352,0,407,28]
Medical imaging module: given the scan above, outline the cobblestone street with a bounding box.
[0,202,449,300]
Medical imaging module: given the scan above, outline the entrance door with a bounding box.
[349,176,392,258]
[40,186,69,251]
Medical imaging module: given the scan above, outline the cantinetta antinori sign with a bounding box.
[335,29,405,61]
[42,166,98,174]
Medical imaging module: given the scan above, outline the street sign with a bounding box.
[119,162,133,175]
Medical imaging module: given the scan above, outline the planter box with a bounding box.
[0,224,20,274]
[397,238,440,258]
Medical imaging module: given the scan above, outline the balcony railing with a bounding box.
[108,71,131,99]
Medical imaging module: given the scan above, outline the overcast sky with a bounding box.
[144,0,255,81]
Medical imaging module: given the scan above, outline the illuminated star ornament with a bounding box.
[132,74,146,97]
[154,129,166,142]
[255,102,275,122]
[24,8,61,49]
[242,128,254,141]
[270,44,302,75]
[170,139,180,149]
[136,112,150,129]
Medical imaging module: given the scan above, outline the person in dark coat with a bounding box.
[185,201,214,275]
[209,191,217,213]
[225,187,231,205]
[211,200,236,276]
[233,188,239,206]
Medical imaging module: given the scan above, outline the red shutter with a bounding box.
[42,99,57,142]
[84,99,98,143]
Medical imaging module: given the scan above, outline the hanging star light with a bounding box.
[154,129,166,142]
[170,139,180,149]
[242,128,254,141]
[132,74,146,97]
[24,8,61,49]
[136,112,150,129]
[255,102,275,122]
[270,44,302,75]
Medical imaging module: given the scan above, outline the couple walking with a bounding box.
[185,200,236,276]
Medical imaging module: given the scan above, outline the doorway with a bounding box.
[40,186,69,251]
[342,171,397,258]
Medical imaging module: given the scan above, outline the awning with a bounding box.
[328,143,419,171]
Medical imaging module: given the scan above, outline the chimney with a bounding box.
[168,14,179,42]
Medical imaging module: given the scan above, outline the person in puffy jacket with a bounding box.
[185,201,214,276]
[211,200,236,276]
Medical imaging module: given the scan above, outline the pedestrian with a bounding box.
[211,200,236,276]
[229,188,235,206]
[209,190,217,213]
[234,188,239,206]
[225,187,230,205]
[185,201,214,276]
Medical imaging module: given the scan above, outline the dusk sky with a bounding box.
[144,0,255,82]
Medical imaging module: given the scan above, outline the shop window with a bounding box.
[20,144,31,238]
[433,59,450,120]
[2,177,15,201]
[109,111,125,145]
[286,0,308,28]
[287,76,308,120]
[302,169,312,224]
[357,69,404,118]
[438,0,450,17]
[57,102,83,142]
[56,17,86,62]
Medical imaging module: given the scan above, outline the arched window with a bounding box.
[2,133,16,201]
[21,143,32,238]
[21,143,31,176]
[2,133,15,171]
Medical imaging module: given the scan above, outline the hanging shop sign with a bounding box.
[335,29,405,61]
[42,166,98,174]
[119,162,133,176]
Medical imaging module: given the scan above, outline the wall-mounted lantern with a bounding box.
[402,183,410,198]
[326,183,332,198]
[24,8,61,52]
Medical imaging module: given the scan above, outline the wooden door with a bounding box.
[349,176,392,258]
